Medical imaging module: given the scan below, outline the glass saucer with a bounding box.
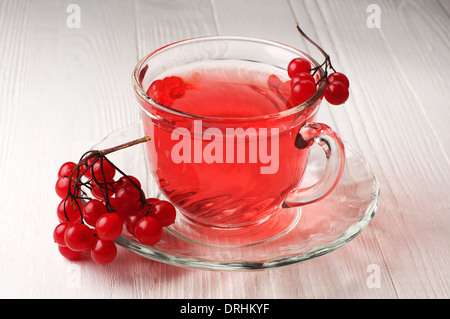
[93,122,379,271]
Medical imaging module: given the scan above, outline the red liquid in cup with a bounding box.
[141,61,318,227]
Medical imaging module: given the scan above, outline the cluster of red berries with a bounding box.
[146,76,187,106]
[282,24,351,106]
[287,57,349,106]
[53,158,176,265]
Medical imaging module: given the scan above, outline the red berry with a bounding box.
[147,76,186,106]
[83,199,108,227]
[134,197,158,216]
[327,72,349,89]
[287,58,311,78]
[146,198,160,206]
[147,79,162,96]
[95,213,123,241]
[90,238,117,265]
[108,197,127,220]
[57,198,82,223]
[115,175,141,191]
[291,72,315,86]
[150,200,176,227]
[53,222,72,246]
[116,186,141,210]
[64,223,94,251]
[55,176,75,199]
[164,76,186,99]
[148,79,173,106]
[124,212,144,236]
[147,79,163,99]
[325,81,349,105]
[90,182,103,199]
[58,162,76,178]
[91,178,115,200]
[291,80,317,105]
[135,217,163,246]
[93,159,116,182]
[58,245,82,261]
[82,158,95,179]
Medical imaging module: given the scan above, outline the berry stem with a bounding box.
[62,136,151,222]
[73,136,151,185]
[296,24,328,62]
[99,136,151,157]
[296,23,336,78]
[90,160,112,210]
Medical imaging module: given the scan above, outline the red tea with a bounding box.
[142,61,317,227]
[148,61,296,116]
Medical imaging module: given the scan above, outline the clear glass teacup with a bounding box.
[133,37,345,245]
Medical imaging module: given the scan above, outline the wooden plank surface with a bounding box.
[0,0,448,299]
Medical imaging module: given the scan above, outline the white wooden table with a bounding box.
[1,0,449,299]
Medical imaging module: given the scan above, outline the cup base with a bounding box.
[166,207,301,247]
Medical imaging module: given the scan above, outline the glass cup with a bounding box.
[132,37,345,246]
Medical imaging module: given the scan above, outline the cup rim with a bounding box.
[132,35,326,122]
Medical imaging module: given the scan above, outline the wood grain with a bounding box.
[0,0,448,298]
[289,0,450,298]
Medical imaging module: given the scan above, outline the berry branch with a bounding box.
[54,135,176,265]
[296,24,337,78]
[286,23,350,106]
[63,136,152,222]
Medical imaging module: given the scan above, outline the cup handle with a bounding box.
[282,122,346,208]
